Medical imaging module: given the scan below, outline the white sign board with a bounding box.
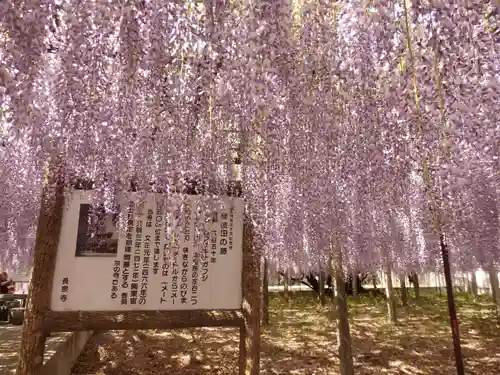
[50,190,244,311]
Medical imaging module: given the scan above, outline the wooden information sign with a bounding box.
[17,174,260,375]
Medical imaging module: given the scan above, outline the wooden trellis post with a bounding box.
[240,217,261,375]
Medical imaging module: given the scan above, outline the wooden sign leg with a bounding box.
[17,328,48,374]
[240,218,261,375]
[238,325,247,375]
[17,169,65,375]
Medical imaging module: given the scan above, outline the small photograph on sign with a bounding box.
[75,203,119,257]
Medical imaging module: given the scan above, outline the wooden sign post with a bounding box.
[240,216,261,375]
[17,167,66,375]
[17,180,261,375]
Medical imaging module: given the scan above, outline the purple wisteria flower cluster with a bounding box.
[0,0,498,274]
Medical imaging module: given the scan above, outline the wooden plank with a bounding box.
[44,309,244,332]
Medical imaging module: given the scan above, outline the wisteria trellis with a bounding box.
[0,0,498,277]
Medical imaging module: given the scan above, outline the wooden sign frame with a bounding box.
[17,172,261,375]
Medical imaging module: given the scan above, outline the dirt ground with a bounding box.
[71,292,500,375]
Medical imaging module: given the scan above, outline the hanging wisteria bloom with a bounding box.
[0,0,498,277]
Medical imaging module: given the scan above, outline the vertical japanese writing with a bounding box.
[183,202,191,243]
[112,262,121,301]
[191,251,199,305]
[201,229,210,282]
[162,242,170,278]
[150,210,161,275]
[160,281,168,304]
[121,200,135,305]
[229,207,234,252]
[154,212,163,274]
[146,208,153,228]
[156,200,169,305]
[125,201,135,255]
[190,199,200,305]
[60,277,69,302]
[181,246,189,304]
[220,210,228,255]
[180,203,191,304]
[210,228,217,263]
[171,235,179,304]
[157,200,171,279]
[111,260,121,301]
[122,253,130,284]
[54,193,244,312]
[130,218,143,305]
[141,230,150,305]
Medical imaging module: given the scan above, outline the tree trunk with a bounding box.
[488,266,500,320]
[462,273,468,293]
[283,270,289,300]
[470,271,478,298]
[400,274,408,307]
[332,246,354,375]
[319,268,326,306]
[372,274,377,290]
[439,233,465,375]
[352,271,358,299]
[384,266,397,324]
[412,273,420,300]
[262,258,270,326]
[17,166,65,375]
[240,217,261,375]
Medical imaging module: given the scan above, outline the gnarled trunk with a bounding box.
[352,271,359,299]
[17,166,65,375]
[332,246,353,375]
[385,266,397,323]
[400,274,408,307]
[261,258,269,326]
[410,272,420,300]
[488,266,500,320]
[319,268,326,306]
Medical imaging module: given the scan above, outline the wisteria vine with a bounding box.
[0,0,498,276]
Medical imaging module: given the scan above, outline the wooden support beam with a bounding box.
[240,218,261,375]
[44,310,244,332]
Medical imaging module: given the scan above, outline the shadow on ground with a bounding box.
[71,292,500,375]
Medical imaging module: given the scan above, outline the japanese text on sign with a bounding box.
[50,192,244,311]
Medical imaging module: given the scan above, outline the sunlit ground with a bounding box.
[0,327,73,374]
[71,292,500,375]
